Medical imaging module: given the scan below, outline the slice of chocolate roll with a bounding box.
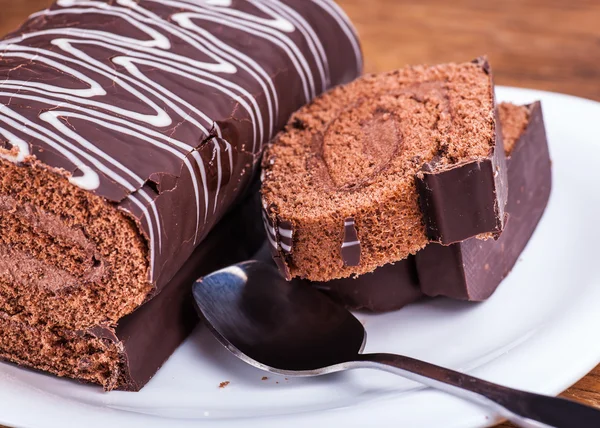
[417,101,551,301]
[261,58,506,282]
[319,102,551,311]
[0,0,361,389]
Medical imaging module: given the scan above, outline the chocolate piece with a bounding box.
[415,131,508,244]
[261,58,503,282]
[341,217,361,266]
[314,257,422,312]
[417,102,551,300]
[0,0,361,389]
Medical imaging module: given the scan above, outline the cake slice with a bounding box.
[261,58,506,282]
[315,102,551,311]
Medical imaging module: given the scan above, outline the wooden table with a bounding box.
[0,1,599,427]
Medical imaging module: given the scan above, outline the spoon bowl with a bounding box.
[192,261,365,375]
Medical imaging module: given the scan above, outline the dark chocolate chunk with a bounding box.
[415,125,508,245]
[341,217,361,267]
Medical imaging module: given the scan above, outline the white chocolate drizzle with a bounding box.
[0,0,360,280]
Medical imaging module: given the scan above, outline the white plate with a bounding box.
[2,86,600,428]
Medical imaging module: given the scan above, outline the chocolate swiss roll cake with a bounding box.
[318,102,551,311]
[261,58,507,282]
[0,0,361,390]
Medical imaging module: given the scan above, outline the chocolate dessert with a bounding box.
[261,58,507,282]
[318,102,551,311]
[0,0,362,390]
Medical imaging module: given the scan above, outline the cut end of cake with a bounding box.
[0,316,127,390]
[262,58,502,282]
[0,159,152,329]
[0,159,154,389]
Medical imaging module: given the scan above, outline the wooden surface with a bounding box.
[0,1,599,427]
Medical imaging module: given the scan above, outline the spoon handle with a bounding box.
[355,353,600,428]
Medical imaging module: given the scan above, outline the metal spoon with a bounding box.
[192,260,600,428]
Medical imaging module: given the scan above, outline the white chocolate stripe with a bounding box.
[39,3,171,50]
[278,228,293,239]
[169,5,314,102]
[212,138,223,214]
[262,214,279,250]
[262,212,278,240]
[0,52,106,97]
[342,241,360,248]
[280,242,292,253]
[312,0,363,73]
[0,106,102,189]
[257,0,330,91]
[265,228,278,250]
[0,127,30,163]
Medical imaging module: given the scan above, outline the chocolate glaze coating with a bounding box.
[0,0,362,295]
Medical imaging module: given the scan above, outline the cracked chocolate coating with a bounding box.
[0,0,362,294]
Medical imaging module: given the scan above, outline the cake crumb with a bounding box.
[219,381,230,389]
[261,376,268,381]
